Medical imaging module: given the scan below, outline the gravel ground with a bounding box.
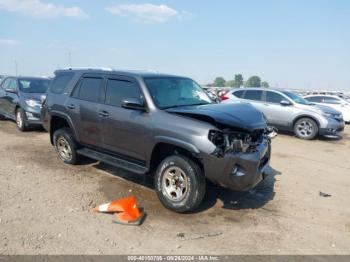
[0,120,349,255]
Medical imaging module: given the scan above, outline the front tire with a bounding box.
[53,127,79,165]
[154,155,206,213]
[294,117,318,140]
[16,108,28,131]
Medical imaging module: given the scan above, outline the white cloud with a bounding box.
[0,0,88,19]
[106,3,188,23]
[0,39,20,46]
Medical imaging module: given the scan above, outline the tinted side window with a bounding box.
[8,79,18,90]
[244,90,263,101]
[305,96,323,102]
[50,74,74,94]
[323,97,340,104]
[105,79,141,107]
[266,91,284,104]
[1,78,11,90]
[233,90,244,98]
[77,77,103,102]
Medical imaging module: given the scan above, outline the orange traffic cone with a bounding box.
[92,196,146,226]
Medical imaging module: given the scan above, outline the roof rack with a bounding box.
[61,67,114,71]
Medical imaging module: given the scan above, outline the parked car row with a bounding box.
[222,88,345,140]
[0,69,345,213]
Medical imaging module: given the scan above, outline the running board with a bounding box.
[77,148,148,175]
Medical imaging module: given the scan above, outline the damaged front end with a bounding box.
[208,127,276,157]
[203,126,276,191]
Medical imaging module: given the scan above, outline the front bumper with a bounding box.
[21,106,42,125]
[203,138,271,191]
[319,119,345,136]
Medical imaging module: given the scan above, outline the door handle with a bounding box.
[99,111,109,117]
[67,104,76,110]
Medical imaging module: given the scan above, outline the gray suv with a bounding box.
[42,69,274,212]
[224,88,344,139]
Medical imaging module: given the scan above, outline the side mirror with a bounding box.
[121,98,145,111]
[280,100,292,106]
[5,88,17,94]
[40,94,47,104]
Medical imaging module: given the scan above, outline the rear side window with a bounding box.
[105,79,141,107]
[323,97,341,104]
[265,91,284,104]
[305,96,323,102]
[75,77,103,102]
[233,90,244,98]
[50,74,74,94]
[244,90,263,101]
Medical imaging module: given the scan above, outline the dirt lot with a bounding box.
[0,120,349,255]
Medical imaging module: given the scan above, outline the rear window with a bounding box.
[233,90,244,98]
[50,74,74,94]
[244,90,263,101]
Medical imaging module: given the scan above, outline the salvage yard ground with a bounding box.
[0,121,349,255]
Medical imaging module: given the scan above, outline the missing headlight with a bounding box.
[208,129,258,157]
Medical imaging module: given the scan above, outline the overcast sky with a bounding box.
[0,0,349,91]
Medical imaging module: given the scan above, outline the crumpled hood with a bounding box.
[166,102,267,132]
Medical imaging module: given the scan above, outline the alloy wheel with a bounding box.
[56,136,73,161]
[16,111,23,129]
[296,120,314,138]
[162,166,189,202]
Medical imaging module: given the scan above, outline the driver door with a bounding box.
[262,91,294,126]
[99,76,149,161]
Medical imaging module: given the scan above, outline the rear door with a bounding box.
[241,89,265,111]
[66,74,104,147]
[99,75,149,161]
[263,90,294,126]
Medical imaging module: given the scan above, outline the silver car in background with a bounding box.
[223,88,345,139]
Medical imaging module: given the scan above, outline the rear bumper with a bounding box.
[203,139,271,191]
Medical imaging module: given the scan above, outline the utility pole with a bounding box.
[68,51,72,68]
[14,60,18,76]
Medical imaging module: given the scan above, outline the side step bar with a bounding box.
[77,148,148,175]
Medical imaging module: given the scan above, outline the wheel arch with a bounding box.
[49,112,78,145]
[292,114,320,129]
[149,137,202,173]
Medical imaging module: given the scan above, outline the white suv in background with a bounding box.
[222,88,344,139]
[303,95,350,123]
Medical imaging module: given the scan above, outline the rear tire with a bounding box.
[154,155,206,213]
[16,108,29,131]
[53,127,79,165]
[294,117,318,140]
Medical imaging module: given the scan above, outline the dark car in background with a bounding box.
[0,76,51,131]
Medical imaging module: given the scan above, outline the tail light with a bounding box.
[220,94,229,101]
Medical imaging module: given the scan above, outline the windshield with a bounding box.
[19,78,50,93]
[282,91,311,105]
[144,77,212,109]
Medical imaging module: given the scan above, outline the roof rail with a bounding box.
[61,67,114,71]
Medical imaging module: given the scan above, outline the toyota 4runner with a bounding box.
[42,69,274,212]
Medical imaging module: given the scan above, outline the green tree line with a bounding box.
[210,74,270,88]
